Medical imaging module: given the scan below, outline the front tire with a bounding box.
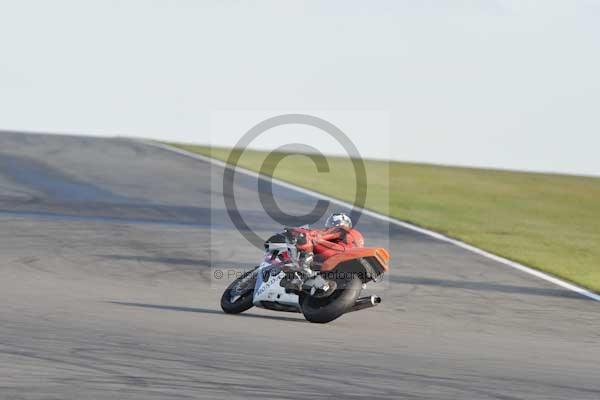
[220,268,257,314]
[300,272,361,323]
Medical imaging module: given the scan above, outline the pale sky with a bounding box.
[1,0,599,175]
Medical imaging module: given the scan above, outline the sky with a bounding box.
[1,0,599,175]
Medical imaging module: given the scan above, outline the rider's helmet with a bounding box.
[325,212,352,231]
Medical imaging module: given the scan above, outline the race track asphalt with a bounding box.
[0,131,599,400]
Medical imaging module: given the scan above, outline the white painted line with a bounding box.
[142,139,600,302]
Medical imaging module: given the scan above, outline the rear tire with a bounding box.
[220,268,257,314]
[300,273,361,323]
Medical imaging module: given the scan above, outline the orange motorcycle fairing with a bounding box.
[319,247,390,282]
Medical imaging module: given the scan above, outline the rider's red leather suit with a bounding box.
[294,227,364,261]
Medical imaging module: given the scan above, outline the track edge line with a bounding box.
[140,139,600,302]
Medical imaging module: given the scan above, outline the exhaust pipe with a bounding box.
[350,295,381,312]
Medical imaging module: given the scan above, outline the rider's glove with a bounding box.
[299,251,314,271]
[296,232,307,245]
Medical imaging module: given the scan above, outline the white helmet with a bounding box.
[325,212,352,230]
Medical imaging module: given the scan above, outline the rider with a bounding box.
[293,212,364,269]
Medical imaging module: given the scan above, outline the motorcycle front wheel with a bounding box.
[220,267,257,314]
[300,273,361,323]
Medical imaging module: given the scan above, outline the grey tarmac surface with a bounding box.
[0,131,599,400]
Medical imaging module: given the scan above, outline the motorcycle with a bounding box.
[220,228,390,323]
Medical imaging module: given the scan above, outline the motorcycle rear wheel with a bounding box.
[300,273,361,323]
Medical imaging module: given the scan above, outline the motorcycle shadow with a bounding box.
[108,301,307,323]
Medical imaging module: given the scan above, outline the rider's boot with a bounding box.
[280,252,315,293]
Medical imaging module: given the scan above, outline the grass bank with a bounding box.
[168,142,600,293]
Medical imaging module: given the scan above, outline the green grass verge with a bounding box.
[168,142,600,293]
